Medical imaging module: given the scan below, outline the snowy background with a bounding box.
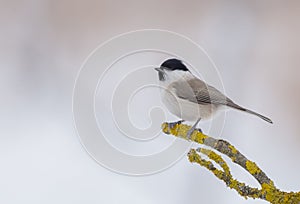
[1,0,300,203]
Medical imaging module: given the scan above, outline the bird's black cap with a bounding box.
[160,58,189,71]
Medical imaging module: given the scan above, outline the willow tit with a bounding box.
[155,58,272,138]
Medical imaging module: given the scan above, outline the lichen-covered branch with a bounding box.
[162,122,300,204]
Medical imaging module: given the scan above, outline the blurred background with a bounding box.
[1,0,300,203]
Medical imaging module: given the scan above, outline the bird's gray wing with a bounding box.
[171,78,235,106]
[171,78,273,124]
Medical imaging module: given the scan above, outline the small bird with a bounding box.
[155,58,272,138]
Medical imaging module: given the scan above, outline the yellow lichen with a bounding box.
[227,145,239,162]
[162,122,207,144]
[246,161,261,175]
[228,144,238,154]
[161,123,169,133]
[260,182,300,204]
[262,183,277,201]
[193,131,208,144]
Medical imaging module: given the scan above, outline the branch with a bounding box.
[161,122,300,204]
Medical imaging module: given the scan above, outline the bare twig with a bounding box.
[162,122,300,204]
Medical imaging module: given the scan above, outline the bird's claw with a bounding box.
[186,127,203,140]
[186,129,194,140]
[168,120,184,129]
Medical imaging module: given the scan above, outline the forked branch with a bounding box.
[161,122,300,204]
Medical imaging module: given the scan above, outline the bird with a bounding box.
[155,58,273,139]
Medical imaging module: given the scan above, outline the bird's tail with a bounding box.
[228,103,273,124]
[244,109,273,124]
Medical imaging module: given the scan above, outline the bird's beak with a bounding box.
[155,67,164,73]
[155,67,166,81]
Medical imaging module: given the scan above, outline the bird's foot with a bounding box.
[168,120,184,129]
[186,127,195,140]
[186,127,203,140]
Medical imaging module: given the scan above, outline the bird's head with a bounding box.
[155,58,190,82]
